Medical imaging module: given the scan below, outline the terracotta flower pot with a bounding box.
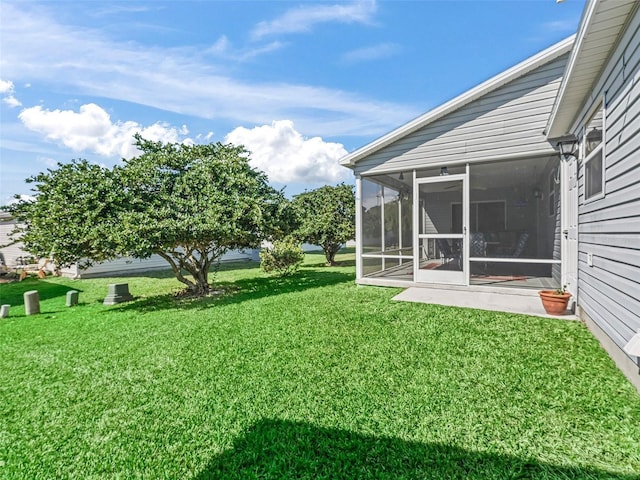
[539,290,572,315]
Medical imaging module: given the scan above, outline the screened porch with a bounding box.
[358,156,563,290]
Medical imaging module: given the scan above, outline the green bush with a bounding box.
[260,239,304,276]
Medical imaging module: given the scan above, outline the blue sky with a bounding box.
[0,0,585,203]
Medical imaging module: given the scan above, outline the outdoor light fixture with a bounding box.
[440,167,449,176]
[557,138,578,160]
[399,171,404,180]
[533,188,543,199]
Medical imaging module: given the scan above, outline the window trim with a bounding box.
[583,101,606,203]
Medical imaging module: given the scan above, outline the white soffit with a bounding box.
[546,0,638,139]
[340,36,575,167]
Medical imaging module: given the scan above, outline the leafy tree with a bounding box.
[6,160,121,269]
[7,136,289,295]
[292,183,355,266]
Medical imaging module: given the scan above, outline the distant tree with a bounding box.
[7,136,289,296]
[292,183,355,266]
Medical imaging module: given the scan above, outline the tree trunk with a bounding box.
[323,243,340,266]
[191,267,210,295]
[157,251,196,289]
[157,250,211,296]
[157,246,227,296]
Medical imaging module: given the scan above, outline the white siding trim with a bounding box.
[355,175,363,280]
[546,0,638,138]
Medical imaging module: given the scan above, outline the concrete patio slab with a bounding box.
[393,286,576,319]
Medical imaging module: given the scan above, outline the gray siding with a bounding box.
[572,9,640,358]
[355,55,568,176]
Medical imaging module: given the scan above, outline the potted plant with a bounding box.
[539,285,572,315]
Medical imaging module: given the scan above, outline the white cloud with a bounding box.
[18,103,192,159]
[252,0,377,38]
[0,78,21,107]
[207,35,285,61]
[37,156,59,168]
[0,2,419,139]
[225,120,350,184]
[196,131,214,142]
[0,79,15,94]
[341,42,401,63]
[209,35,230,55]
[3,95,22,108]
[541,19,578,33]
[8,194,36,205]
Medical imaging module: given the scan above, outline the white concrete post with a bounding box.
[66,290,79,307]
[24,291,40,315]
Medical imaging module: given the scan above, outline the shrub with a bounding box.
[260,239,304,276]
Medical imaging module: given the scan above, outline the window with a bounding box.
[584,105,604,201]
[585,150,603,199]
[452,201,506,233]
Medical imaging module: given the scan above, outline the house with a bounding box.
[545,0,640,387]
[0,211,257,278]
[341,0,639,389]
[0,212,26,270]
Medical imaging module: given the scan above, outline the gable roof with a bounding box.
[546,0,638,138]
[340,36,575,168]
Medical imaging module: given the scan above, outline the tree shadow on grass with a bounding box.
[0,278,82,306]
[195,418,636,480]
[114,269,354,313]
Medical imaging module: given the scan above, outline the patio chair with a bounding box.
[436,238,461,269]
[470,232,486,257]
[496,232,529,258]
[470,232,487,274]
[511,232,529,258]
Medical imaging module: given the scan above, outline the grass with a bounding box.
[1,250,639,479]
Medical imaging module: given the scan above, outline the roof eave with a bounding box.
[341,35,575,168]
[546,0,600,139]
[546,0,638,139]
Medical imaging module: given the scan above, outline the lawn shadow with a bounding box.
[114,268,354,313]
[0,278,83,305]
[195,418,636,479]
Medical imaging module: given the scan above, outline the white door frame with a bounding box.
[413,173,468,285]
[561,155,579,302]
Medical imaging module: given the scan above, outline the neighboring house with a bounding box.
[58,251,257,279]
[0,212,257,278]
[341,0,639,389]
[0,212,27,268]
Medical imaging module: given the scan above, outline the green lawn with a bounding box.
[1,251,639,479]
